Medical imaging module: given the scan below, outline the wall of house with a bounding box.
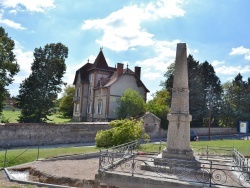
[93,91,107,120]
[108,75,147,119]
[110,75,146,99]
[142,114,162,139]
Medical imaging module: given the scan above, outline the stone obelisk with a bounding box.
[162,43,194,160]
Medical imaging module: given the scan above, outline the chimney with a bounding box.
[134,66,141,79]
[117,63,124,77]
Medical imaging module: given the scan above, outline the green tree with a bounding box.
[95,118,149,147]
[147,89,170,129]
[16,43,68,123]
[116,89,146,119]
[0,27,20,114]
[163,55,223,127]
[59,85,75,117]
[220,74,250,127]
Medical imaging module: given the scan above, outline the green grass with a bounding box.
[46,113,73,123]
[1,110,74,123]
[1,140,250,169]
[140,140,250,156]
[0,146,99,168]
[1,110,21,123]
[190,140,250,156]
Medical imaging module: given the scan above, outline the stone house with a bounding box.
[140,112,164,138]
[73,50,149,122]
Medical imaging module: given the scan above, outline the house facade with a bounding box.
[73,50,149,122]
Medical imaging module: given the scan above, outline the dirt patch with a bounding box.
[8,158,117,187]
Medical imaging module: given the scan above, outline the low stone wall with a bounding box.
[0,123,238,148]
[0,123,110,148]
[191,127,237,136]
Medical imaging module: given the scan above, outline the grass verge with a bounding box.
[0,146,99,168]
[2,110,73,123]
[139,140,250,156]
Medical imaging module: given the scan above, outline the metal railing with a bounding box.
[98,143,250,187]
[192,145,234,160]
[0,146,40,170]
[233,148,249,176]
[99,141,138,172]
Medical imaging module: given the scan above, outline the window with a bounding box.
[87,102,92,114]
[75,103,79,112]
[97,100,102,114]
[89,74,93,83]
[89,86,92,96]
[76,87,80,97]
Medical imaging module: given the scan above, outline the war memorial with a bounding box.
[2,43,250,188]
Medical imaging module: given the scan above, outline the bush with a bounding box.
[0,114,10,123]
[95,129,114,147]
[95,118,149,147]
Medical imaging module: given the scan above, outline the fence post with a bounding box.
[98,150,102,172]
[209,161,212,187]
[111,152,114,168]
[132,154,135,177]
[3,148,8,168]
[37,145,40,160]
[159,141,162,154]
[206,145,209,160]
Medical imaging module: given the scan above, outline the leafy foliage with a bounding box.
[95,118,149,147]
[219,74,250,127]
[116,89,146,119]
[0,27,20,114]
[0,114,9,123]
[147,89,170,129]
[16,43,68,123]
[59,85,75,117]
[163,55,223,127]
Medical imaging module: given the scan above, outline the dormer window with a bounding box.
[89,74,93,83]
[97,100,102,114]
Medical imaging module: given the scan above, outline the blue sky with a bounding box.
[1,0,250,100]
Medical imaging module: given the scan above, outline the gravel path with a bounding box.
[0,158,100,188]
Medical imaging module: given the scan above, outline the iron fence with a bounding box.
[98,143,250,188]
[192,145,234,160]
[233,148,250,175]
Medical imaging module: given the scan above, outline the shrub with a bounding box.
[95,129,114,147]
[95,118,149,147]
[0,114,10,123]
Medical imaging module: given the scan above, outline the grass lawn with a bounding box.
[191,140,250,156]
[140,140,250,156]
[1,140,249,169]
[0,146,99,168]
[1,110,74,123]
[1,110,21,123]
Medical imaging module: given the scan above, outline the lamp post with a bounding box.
[205,85,213,141]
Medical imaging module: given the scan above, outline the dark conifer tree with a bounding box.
[0,27,20,113]
[16,43,68,122]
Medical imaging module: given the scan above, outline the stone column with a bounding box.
[162,43,194,160]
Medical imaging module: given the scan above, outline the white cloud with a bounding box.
[193,49,199,53]
[12,41,33,84]
[229,46,250,60]
[0,10,26,30]
[1,0,55,12]
[135,40,179,80]
[215,65,250,75]
[211,60,225,67]
[81,0,185,51]
[143,72,163,80]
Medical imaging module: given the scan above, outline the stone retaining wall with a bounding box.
[191,127,237,136]
[0,123,110,148]
[0,123,238,148]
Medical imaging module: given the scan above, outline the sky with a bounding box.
[1,0,250,101]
